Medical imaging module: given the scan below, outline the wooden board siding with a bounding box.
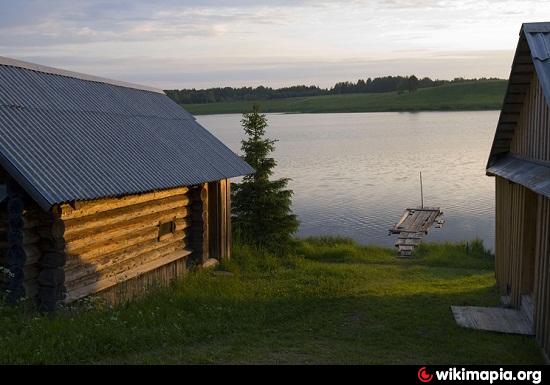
[510,72,550,162]
[534,195,550,358]
[55,187,193,303]
[494,176,537,308]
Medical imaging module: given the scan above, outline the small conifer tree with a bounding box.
[232,104,299,250]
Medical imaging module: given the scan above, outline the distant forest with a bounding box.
[165,75,503,105]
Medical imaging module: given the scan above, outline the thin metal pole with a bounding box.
[420,171,424,209]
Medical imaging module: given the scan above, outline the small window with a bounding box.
[158,220,175,240]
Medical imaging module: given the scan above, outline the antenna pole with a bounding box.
[420,171,424,209]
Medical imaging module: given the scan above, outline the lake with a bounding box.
[197,111,498,250]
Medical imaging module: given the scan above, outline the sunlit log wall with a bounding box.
[54,186,193,304]
[0,176,232,308]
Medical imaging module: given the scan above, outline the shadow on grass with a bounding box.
[0,272,541,365]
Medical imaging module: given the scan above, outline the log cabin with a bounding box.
[0,56,253,310]
[486,22,550,360]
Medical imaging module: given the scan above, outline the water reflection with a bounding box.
[197,111,497,250]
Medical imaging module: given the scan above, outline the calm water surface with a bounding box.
[197,111,497,250]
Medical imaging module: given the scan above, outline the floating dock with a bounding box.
[389,207,443,257]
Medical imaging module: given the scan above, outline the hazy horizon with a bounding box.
[1,1,549,89]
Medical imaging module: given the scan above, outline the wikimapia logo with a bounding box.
[418,367,433,383]
[417,367,542,384]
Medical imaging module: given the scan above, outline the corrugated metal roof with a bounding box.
[0,59,254,210]
[0,56,165,94]
[487,22,550,168]
[487,155,550,199]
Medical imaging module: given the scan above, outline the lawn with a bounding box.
[0,237,542,364]
[183,80,507,115]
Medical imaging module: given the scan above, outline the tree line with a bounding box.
[165,75,503,105]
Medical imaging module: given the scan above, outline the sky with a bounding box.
[1,0,550,89]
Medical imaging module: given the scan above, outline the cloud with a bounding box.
[0,0,546,88]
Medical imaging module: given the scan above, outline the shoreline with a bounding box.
[180,80,506,116]
[190,107,502,116]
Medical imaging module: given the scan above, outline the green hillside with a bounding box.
[183,80,506,115]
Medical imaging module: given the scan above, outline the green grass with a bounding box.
[183,80,507,115]
[0,237,542,364]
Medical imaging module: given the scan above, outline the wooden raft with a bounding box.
[389,207,443,257]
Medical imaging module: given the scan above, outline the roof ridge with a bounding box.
[522,22,550,34]
[0,56,165,94]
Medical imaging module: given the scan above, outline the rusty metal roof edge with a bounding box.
[0,56,165,94]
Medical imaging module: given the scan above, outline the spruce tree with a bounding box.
[232,104,299,250]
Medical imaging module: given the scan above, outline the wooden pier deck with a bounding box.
[389,207,443,257]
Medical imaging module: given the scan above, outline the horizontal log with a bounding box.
[38,268,65,288]
[67,225,188,264]
[40,252,66,268]
[65,236,187,286]
[65,249,191,302]
[24,264,39,281]
[53,187,189,220]
[8,216,42,230]
[62,195,189,237]
[23,245,41,265]
[65,231,187,273]
[67,227,159,260]
[65,208,190,249]
[40,238,66,252]
[23,280,38,299]
[8,229,40,245]
[7,197,24,216]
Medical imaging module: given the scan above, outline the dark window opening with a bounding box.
[158,220,175,240]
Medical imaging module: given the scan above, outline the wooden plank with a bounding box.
[390,207,442,256]
[451,306,534,335]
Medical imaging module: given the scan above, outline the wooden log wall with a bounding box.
[494,176,538,308]
[510,72,550,162]
[534,195,550,360]
[0,180,50,305]
[55,187,192,303]
[189,184,209,265]
[208,179,231,261]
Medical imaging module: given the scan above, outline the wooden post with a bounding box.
[420,171,424,209]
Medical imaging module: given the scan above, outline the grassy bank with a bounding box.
[183,80,506,115]
[0,238,542,364]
